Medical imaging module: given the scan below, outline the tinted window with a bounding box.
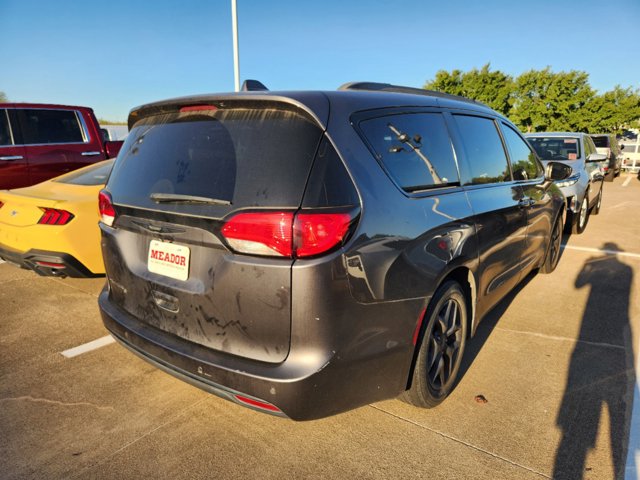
[501,124,542,180]
[359,113,458,191]
[108,107,323,211]
[56,160,114,186]
[17,109,84,144]
[527,137,581,161]
[453,115,510,185]
[0,110,12,146]
[591,136,610,148]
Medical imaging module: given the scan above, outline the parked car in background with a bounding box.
[98,81,570,420]
[0,103,123,190]
[526,132,606,234]
[620,142,640,173]
[589,133,622,181]
[0,159,114,277]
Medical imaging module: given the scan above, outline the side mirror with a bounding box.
[545,161,572,181]
[620,144,625,151]
[104,140,123,159]
[586,153,608,163]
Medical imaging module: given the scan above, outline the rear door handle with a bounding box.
[81,151,101,156]
[0,155,23,161]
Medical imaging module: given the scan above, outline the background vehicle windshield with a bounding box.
[528,137,581,161]
[591,136,610,148]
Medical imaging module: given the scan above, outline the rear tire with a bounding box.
[540,214,563,274]
[592,187,603,215]
[571,195,589,234]
[401,281,468,408]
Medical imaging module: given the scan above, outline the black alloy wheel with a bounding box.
[541,215,563,274]
[593,187,603,215]
[401,281,468,408]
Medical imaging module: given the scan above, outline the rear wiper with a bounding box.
[150,193,231,206]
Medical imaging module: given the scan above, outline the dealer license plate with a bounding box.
[148,240,190,281]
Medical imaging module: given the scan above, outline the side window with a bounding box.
[501,124,542,180]
[0,110,12,146]
[17,109,85,145]
[452,115,510,185]
[358,113,458,192]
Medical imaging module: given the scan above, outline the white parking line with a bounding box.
[561,245,640,260]
[623,175,633,187]
[60,335,115,358]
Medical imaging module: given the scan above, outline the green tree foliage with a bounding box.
[425,64,513,115]
[424,66,640,134]
[0,91,7,102]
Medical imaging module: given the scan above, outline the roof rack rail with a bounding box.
[338,81,488,107]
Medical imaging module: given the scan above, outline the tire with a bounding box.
[540,214,563,274]
[401,281,468,408]
[571,195,589,234]
[592,186,603,215]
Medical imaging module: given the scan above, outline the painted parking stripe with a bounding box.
[622,175,632,187]
[561,245,640,260]
[61,335,115,358]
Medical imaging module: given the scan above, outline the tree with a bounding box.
[509,68,595,132]
[584,86,640,133]
[424,64,514,115]
[0,91,7,102]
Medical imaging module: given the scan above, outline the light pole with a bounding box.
[231,0,240,92]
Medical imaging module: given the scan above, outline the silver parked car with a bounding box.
[525,132,606,234]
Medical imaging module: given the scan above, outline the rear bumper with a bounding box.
[0,244,102,278]
[99,286,416,421]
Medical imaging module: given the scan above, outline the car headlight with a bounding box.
[555,173,580,188]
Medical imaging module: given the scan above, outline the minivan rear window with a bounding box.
[107,106,323,212]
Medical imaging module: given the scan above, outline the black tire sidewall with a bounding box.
[416,282,468,404]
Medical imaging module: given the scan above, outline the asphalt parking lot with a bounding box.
[2,173,639,480]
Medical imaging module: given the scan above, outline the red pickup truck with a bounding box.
[0,103,124,190]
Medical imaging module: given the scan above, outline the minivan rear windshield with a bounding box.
[527,137,581,161]
[107,106,323,213]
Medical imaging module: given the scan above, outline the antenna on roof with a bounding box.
[241,79,269,92]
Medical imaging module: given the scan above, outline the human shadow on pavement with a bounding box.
[552,243,636,479]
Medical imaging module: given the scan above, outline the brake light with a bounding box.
[38,208,74,225]
[294,213,352,257]
[221,211,354,258]
[99,190,116,226]
[180,105,218,113]
[222,212,294,257]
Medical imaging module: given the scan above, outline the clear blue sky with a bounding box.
[1,0,638,122]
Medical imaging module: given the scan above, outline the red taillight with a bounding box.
[222,212,294,257]
[99,190,115,227]
[38,208,74,225]
[221,211,354,258]
[180,105,218,113]
[0,201,4,209]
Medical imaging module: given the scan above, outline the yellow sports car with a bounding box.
[0,159,114,277]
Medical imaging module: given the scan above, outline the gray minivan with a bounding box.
[98,82,569,420]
